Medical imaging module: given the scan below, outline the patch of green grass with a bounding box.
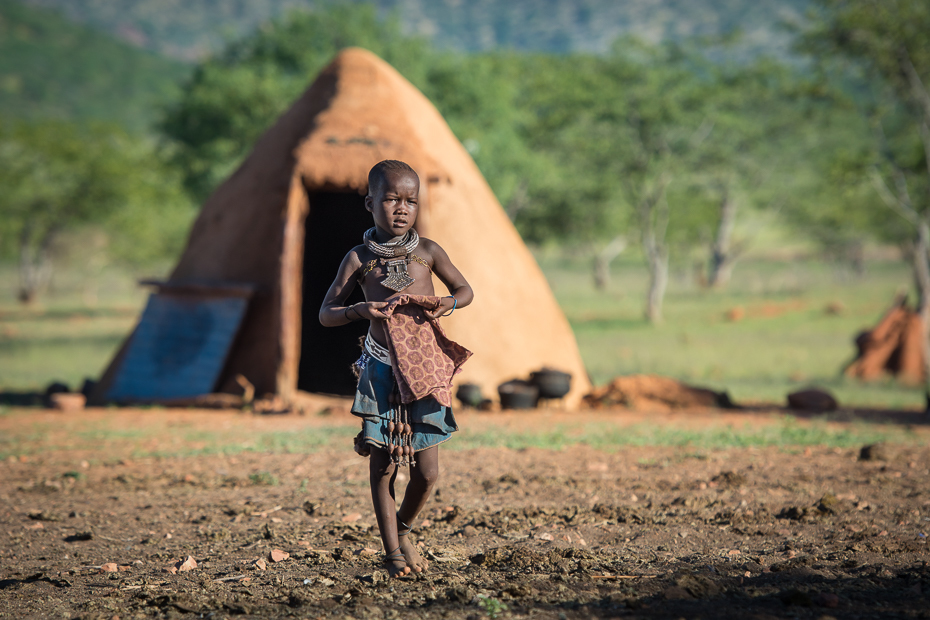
[248,471,279,486]
[0,410,923,461]
[478,595,508,619]
[0,254,924,409]
[452,418,921,451]
[539,251,923,409]
[0,263,148,391]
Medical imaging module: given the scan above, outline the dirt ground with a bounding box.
[1,405,929,619]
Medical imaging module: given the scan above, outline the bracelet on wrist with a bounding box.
[442,296,457,317]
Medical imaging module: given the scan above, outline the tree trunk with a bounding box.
[645,250,669,323]
[708,189,738,289]
[913,220,930,406]
[640,183,670,323]
[18,223,56,304]
[592,236,627,290]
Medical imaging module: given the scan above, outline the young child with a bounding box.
[319,160,473,578]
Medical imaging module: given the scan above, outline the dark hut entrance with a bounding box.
[298,190,372,395]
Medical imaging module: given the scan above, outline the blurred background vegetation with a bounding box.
[1,0,928,408]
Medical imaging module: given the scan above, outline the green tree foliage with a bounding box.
[0,121,193,302]
[161,5,814,323]
[797,0,930,274]
[0,0,187,131]
[788,1,927,261]
[160,4,432,202]
[797,0,930,391]
[512,42,807,317]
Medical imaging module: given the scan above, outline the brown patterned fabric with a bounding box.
[380,295,472,407]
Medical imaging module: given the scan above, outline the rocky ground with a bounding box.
[0,406,929,619]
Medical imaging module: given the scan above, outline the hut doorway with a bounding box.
[298,190,372,395]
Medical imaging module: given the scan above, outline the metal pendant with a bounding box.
[381,258,415,292]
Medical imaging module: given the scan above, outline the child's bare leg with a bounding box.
[369,446,410,577]
[396,446,439,572]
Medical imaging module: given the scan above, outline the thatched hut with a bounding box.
[94,48,590,406]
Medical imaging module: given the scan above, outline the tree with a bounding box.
[0,121,193,302]
[517,41,712,322]
[685,59,804,289]
[160,4,433,203]
[799,0,930,390]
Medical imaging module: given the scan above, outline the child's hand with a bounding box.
[424,296,455,320]
[352,301,389,321]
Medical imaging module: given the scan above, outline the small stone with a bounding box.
[816,494,840,514]
[341,512,362,523]
[859,443,893,461]
[252,558,267,570]
[537,532,554,541]
[49,392,86,412]
[726,307,745,322]
[824,301,845,315]
[100,563,118,573]
[177,556,197,572]
[269,549,289,562]
[787,388,838,412]
[815,592,840,608]
[357,548,378,557]
[164,566,178,574]
[463,526,478,537]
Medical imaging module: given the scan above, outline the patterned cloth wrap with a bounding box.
[351,295,472,453]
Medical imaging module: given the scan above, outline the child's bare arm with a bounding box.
[422,240,473,320]
[319,250,389,326]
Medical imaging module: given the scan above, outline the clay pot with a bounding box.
[498,380,539,410]
[529,368,572,399]
[456,383,483,408]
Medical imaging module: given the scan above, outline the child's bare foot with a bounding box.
[383,548,410,578]
[397,522,429,573]
[353,432,370,457]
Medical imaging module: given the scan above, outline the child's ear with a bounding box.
[364,195,373,212]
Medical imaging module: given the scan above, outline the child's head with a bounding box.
[365,160,420,237]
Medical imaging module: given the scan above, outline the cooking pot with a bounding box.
[497,379,539,409]
[529,368,572,399]
[455,383,483,408]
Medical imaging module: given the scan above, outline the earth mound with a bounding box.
[583,374,732,410]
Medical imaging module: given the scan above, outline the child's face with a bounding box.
[365,170,419,238]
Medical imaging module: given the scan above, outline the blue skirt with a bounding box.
[351,357,458,452]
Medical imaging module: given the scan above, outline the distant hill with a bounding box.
[0,0,187,131]
[19,0,811,61]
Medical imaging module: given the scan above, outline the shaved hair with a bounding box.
[367,160,419,197]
